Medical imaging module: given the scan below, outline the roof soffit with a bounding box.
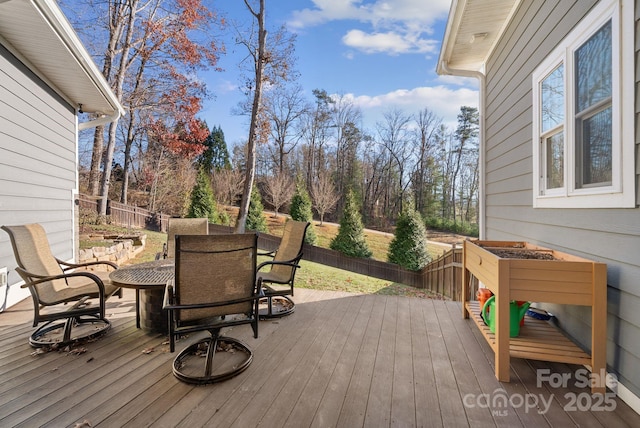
[438,0,521,74]
[0,0,121,116]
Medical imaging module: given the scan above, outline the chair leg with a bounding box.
[62,317,75,343]
[172,332,253,384]
[29,315,111,348]
[204,334,218,378]
[258,295,295,320]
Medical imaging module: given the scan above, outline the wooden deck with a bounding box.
[1,288,639,427]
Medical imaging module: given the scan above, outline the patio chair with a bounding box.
[256,220,309,319]
[159,217,209,259]
[163,233,262,384]
[1,224,122,347]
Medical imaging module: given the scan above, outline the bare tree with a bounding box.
[330,94,362,214]
[451,106,479,224]
[376,108,413,216]
[145,147,197,215]
[411,108,442,217]
[261,171,294,217]
[211,167,244,206]
[299,89,333,188]
[310,170,340,225]
[264,84,307,173]
[360,137,387,224]
[234,0,296,232]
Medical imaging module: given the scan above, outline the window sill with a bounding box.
[533,191,636,209]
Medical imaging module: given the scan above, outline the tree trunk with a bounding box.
[236,0,266,233]
[88,125,104,196]
[98,120,119,215]
[98,0,139,216]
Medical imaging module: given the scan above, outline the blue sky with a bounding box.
[201,0,479,146]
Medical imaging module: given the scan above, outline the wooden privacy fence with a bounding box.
[77,194,170,232]
[214,224,466,301]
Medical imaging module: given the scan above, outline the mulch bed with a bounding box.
[486,249,557,260]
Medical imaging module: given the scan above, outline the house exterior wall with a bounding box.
[0,42,78,308]
[482,0,640,398]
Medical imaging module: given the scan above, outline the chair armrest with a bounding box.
[256,277,264,297]
[163,280,175,310]
[56,257,119,271]
[256,257,302,272]
[164,293,261,311]
[257,249,276,258]
[17,267,107,295]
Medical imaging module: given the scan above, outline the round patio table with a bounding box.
[109,259,174,333]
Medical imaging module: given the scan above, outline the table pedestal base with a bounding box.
[139,288,168,334]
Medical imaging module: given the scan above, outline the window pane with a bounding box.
[541,65,564,132]
[546,132,564,189]
[575,19,612,188]
[575,20,612,113]
[580,106,612,186]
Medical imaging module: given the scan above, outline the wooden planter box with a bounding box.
[462,240,607,394]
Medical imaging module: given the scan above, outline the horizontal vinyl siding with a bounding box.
[483,0,640,398]
[0,42,77,306]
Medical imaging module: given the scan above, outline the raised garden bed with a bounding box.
[462,240,608,394]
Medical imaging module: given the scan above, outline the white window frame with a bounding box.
[532,0,635,208]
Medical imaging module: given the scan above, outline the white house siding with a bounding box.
[0,42,77,308]
[483,0,640,398]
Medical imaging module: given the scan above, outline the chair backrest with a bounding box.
[269,221,309,279]
[1,224,67,301]
[166,218,209,259]
[174,233,258,323]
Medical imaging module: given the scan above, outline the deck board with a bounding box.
[410,298,442,428]
[390,296,416,428]
[427,297,469,427]
[365,295,395,426]
[310,293,375,428]
[0,288,639,427]
[336,294,386,428]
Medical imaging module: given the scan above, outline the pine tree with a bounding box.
[187,168,218,222]
[198,125,231,174]
[246,186,268,232]
[330,190,372,258]
[387,208,431,270]
[289,182,317,245]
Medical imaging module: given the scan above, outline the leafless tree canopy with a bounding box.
[310,170,339,225]
[261,171,294,217]
[211,168,245,207]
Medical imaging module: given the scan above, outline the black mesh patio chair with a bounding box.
[1,224,122,347]
[163,233,262,384]
[256,220,309,319]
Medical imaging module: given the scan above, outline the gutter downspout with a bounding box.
[439,61,486,240]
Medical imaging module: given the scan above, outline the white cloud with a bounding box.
[290,0,451,29]
[288,0,363,27]
[216,80,238,93]
[289,0,451,56]
[337,84,479,131]
[436,74,477,87]
[342,29,438,55]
